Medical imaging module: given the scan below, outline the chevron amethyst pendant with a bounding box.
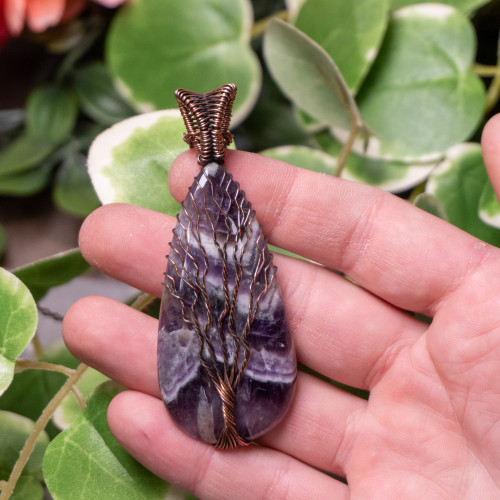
[158,84,296,449]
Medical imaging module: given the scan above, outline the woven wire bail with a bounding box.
[175,84,237,166]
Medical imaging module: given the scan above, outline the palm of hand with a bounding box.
[63,117,500,499]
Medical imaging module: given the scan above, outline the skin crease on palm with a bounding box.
[63,114,500,499]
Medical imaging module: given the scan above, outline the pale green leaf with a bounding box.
[106,0,260,125]
[391,0,491,15]
[87,110,186,215]
[260,145,337,174]
[356,4,485,159]
[13,248,90,301]
[426,143,500,245]
[479,181,500,228]
[53,368,109,430]
[0,269,37,395]
[43,382,172,500]
[295,0,390,91]
[263,18,362,131]
[315,130,436,192]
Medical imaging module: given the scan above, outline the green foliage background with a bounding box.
[1,0,500,498]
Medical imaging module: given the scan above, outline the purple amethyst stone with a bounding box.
[158,162,296,448]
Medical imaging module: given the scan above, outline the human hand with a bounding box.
[64,115,500,499]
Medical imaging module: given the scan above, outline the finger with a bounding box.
[78,208,425,389]
[482,113,500,199]
[63,295,365,474]
[169,150,496,315]
[107,390,349,499]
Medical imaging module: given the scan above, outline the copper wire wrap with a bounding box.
[171,84,266,449]
[175,84,237,166]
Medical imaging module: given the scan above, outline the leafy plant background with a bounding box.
[1,0,500,498]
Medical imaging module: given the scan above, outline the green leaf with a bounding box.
[0,342,79,438]
[43,382,172,499]
[414,192,448,220]
[356,4,485,159]
[0,133,55,177]
[263,18,362,131]
[53,151,101,218]
[260,145,337,174]
[0,224,5,259]
[315,130,435,192]
[26,86,78,143]
[426,143,500,245]
[0,160,53,196]
[13,248,90,301]
[0,411,49,500]
[53,368,109,430]
[73,62,136,126]
[88,110,186,215]
[7,474,44,500]
[237,74,310,151]
[0,109,24,134]
[0,411,50,477]
[0,269,38,395]
[478,181,500,228]
[106,0,260,125]
[295,0,390,91]
[390,0,491,15]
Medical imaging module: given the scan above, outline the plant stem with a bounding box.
[130,292,157,311]
[335,122,359,177]
[71,384,87,411]
[31,333,44,360]
[15,359,75,377]
[251,10,288,39]
[0,363,87,500]
[473,63,500,77]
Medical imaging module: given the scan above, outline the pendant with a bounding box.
[158,84,296,449]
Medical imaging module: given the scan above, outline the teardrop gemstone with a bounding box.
[158,162,296,448]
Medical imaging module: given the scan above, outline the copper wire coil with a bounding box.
[175,84,237,166]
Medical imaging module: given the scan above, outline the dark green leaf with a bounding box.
[26,86,78,143]
[0,133,55,177]
[73,62,136,125]
[13,248,90,301]
[0,224,5,260]
[53,151,101,217]
[0,411,49,500]
[0,160,53,196]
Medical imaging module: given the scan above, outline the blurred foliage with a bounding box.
[1,0,500,499]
